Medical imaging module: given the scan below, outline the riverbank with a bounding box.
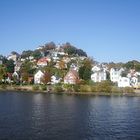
[0,84,140,96]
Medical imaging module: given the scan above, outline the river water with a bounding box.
[0,91,140,140]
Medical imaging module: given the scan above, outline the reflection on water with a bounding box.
[0,92,140,140]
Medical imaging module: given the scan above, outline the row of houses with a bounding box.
[11,69,79,85]
[91,65,140,88]
[5,51,140,88]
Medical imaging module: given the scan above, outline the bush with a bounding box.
[0,84,7,89]
[73,85,80,92]
[41,85,47,91]
[32,85,39,91]
[111,86,121,93]
[63,84,74,92]
[123,87,134,93]
[96,81,112,93]
[91,86,97,92]
[79,85,92,92]
[53,85,63,92]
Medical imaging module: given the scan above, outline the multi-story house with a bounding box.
[110,68,124,83]
[91,65,107,82]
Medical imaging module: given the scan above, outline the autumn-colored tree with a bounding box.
[59,60,67,69]
[21,72,29,83]
[41,72,51,84]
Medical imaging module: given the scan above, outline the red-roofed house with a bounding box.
[37,57,51,67]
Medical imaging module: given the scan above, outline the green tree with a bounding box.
[32,50,42,60]
[21,50,33,58]
[5,59,15,73]
[78,58,93,81]
[20,60,36,83]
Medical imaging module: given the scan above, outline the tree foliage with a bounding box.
[0,65,7,81]
[32,50,42,60]
[21,50,33,58]
[44,42,56,50]
[5,59,15,73]
[78,58,93,81]
[124,60,140,71]
[61,42,87,56]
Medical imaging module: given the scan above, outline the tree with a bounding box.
[76,49,87,57]
[21,60,36,75]
[124,60,140,71]
[32,50,42,60]
[44,42,56,50]
[41,72,51,84]
[0,65,7,82]
[5,59,15,73]
[79,66,91,81]
[21,50,33,58]
[78,58,93,81]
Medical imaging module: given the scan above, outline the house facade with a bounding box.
[34,70,44,84]
[64,69,79,84]
[91,70,106,82]
[110,68,124,83]
[51,75,61,84]
[91,65,107,82]
[118,77,131,87]
[37,57,51,67]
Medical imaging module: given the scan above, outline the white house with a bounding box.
[118,77,131,87]
[51,75,61,84]
[34,70,44,84]
[91,65,107,82]
[12,71,19,79]
[130,77,138,87]
[91,70,106,82]
[91,66,101,72]
[110,68,124,83]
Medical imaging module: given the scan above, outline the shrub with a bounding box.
[73,85,80,92]
[111,86,121,93]
[53,85,63,92]
[96,81,112,93]
[63,84,73,92]
[91,86,97,92]
[32,85,39,91]
[79,85,92,92]
[123,87,134,93]
[41,85,47,91]
[0,84,7,89]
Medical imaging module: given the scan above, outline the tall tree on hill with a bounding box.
[5,59,15,73]
[44,42,56,50]
[32,50,42,60]
[21,50,33,58]
[78,58,93,81]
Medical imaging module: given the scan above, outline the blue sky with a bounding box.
[0,0,140,62]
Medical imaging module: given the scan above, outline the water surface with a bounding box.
[0,92,140,140]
